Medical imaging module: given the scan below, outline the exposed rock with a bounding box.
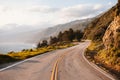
[103,16,120,49]
[85,1,120,78]
[83,5,117,41]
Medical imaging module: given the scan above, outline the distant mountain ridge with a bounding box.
[0,18,94,44]
[29,18,94,43]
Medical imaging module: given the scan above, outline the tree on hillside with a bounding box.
[37,40,48,48]
[58,31,63,42]
[62,31,70,41]
[75,30,83,42]
[41,40,48,47]
[37,42,41,48]
[68,28,75,42]
[50,36,59,44]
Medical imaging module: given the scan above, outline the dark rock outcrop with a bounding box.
[103,16,120,49]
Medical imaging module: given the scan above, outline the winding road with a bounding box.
[0,41,116,80]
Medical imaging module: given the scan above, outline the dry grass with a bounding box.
[85,41,120,79]
[0,43,75,65]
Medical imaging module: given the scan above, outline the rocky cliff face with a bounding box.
[103,16,120,49]
[85,1,120,77]
[84,0,120,41]
[103,0,120,50]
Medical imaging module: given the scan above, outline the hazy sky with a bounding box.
[0,0,117,31]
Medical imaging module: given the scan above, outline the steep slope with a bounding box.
[103,16,120,50]
[84,5,118,41]
[95,16,120,74]
[85,0,120,78]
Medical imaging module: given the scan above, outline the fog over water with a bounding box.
[0,43,36,54]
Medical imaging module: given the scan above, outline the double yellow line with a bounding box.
[50,54,66,80]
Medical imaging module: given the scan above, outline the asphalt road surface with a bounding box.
[0,41,116,80]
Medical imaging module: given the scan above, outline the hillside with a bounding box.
[29,18,94,43]
[83,4,118,41]
[0,18,93,44]
[85,0,120,78]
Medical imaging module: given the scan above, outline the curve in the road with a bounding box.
[0,41,117,80]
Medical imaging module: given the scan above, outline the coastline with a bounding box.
[0,43,36,54]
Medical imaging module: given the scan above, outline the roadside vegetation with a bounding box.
[0,28,83,66]
[8,42,75,60]
[85,41,120,79]
[84,1,120,79]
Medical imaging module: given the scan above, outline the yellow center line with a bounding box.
[50,53,67,80]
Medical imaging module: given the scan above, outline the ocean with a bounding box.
[0,43,36,54]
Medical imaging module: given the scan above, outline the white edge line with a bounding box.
[0,46,75,72]
[82,52,115,80]
[0,54,42,72]
[0,58,30,72]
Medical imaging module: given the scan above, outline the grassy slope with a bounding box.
[84,2,120,79]
[85,42,120,79]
